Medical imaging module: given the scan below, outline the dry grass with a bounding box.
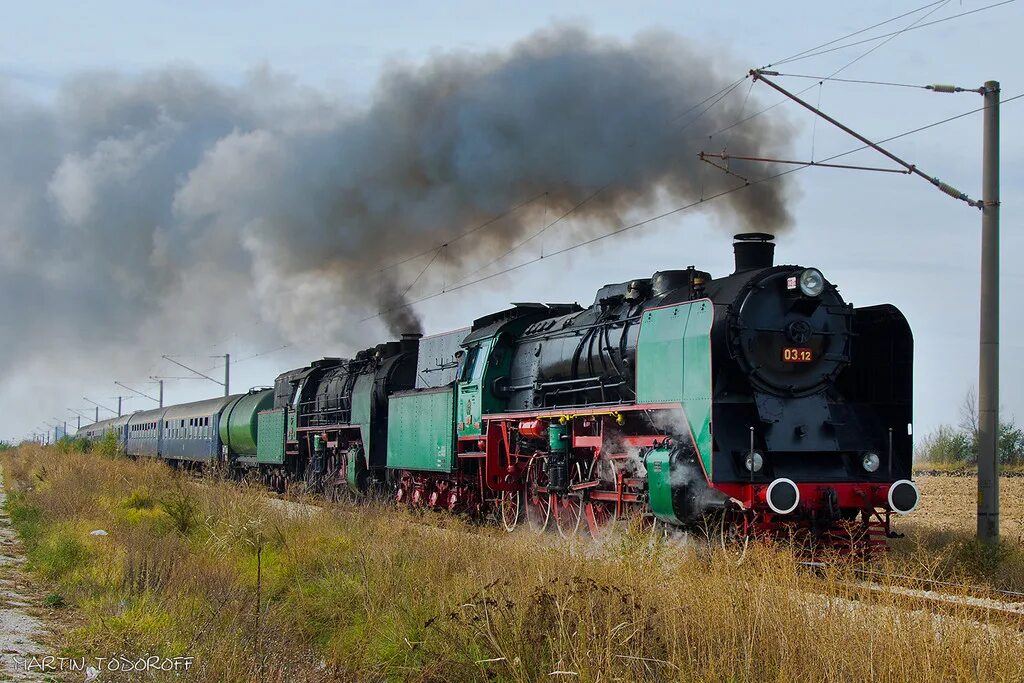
[4,443,1024,682]
[883,474,1024,593]
[906,475,1024,538]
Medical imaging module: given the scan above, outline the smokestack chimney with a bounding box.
[732,233,775,273]
[400,332,423,352]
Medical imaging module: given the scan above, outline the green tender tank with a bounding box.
[219,389,274,457]
[387,387,455,472]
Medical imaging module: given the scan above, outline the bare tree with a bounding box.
[959,387,979,446]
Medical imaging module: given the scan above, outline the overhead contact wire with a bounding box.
[362,93,1023,323]
[375,190,550,273]
[762,0,947,67]
[771,0,1017,67]
[707,0,955,156]
[457,76,754,281]
[371,0,1010,305]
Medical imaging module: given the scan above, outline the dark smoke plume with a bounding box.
[377,281,424,336]
[0,26,795,397]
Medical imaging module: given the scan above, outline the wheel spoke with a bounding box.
[500,489,521,532]
[524,456,550,533]
[583,457,619,539]
[554,462,584,538]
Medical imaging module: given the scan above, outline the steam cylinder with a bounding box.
[546,422,568,491]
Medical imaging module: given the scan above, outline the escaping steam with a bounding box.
[0,25,796,407]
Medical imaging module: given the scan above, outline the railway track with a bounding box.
[800,561,1024,628]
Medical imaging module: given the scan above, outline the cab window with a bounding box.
[459,346,481,382]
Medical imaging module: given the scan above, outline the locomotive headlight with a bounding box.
[745,451,764,473]
[799,268,825,297]
[862,452,881,473]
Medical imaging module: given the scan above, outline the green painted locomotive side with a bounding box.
[456,339,492,438]
[286,411,297,442]
[256,408,287,465]
[636,299,714,477]
[351,374,373,453]
[219,389,274,457]
[386,388,455,472]
[645,445,682,524]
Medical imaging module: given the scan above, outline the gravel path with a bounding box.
[0,468,57,682]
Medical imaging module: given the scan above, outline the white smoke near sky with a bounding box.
[0,26,796,426]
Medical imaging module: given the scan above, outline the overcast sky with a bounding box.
[2,0,1021,442]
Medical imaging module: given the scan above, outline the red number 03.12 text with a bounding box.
[782,347,813,363]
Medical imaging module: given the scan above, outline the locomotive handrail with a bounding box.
[544,381,626,396]
[296,397,353,428]
[538,375,621,388]
[518,315,640,342]
[750,326,837,335]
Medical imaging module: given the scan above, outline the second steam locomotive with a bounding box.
[84,233,918,549]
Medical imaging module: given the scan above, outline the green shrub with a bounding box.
[916,424,972,464]
[916,422,1024,466]
[123,488,156,510]
[160,483,197,535]
[32,528,89,580]
[6,493,43,548]
[92,431,123,459]
[54,436,91,454]
[44,593,66,608]
[917,389,1024,466]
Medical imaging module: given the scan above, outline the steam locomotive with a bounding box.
[83,233,918,549]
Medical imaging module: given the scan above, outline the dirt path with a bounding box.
[0,468,59,682]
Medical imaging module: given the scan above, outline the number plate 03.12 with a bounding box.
[782,347,813,363]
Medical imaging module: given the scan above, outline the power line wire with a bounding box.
[827,92,1022,155]
[67,0,1016,420]
[402,246,444,297]
[708,0,954,141]
[772,0,1017,67]
[453,75,761,282]
[821,0,953,76]
[228,344,291,366]
[373,82,747,291]
[271,1,1011,316]
[708,81,819,139]
[667,75,749,127]
[362,92,1023,323]
[762,0,948,67]
[375,190,550,273]
[769,73,931,90]
[455,185,609,283]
